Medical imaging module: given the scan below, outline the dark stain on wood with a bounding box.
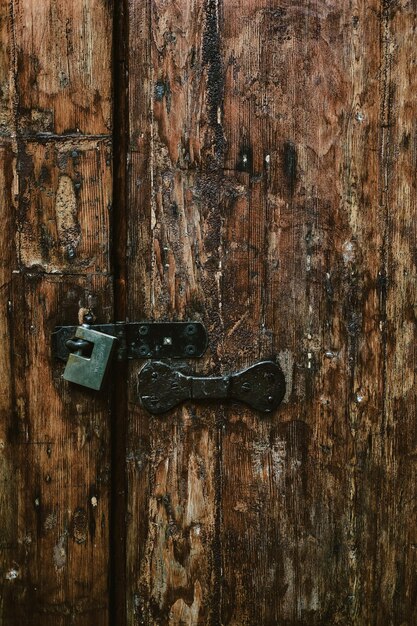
[283,140,297,196]
[202,0,225,159]
[236,143,253,173]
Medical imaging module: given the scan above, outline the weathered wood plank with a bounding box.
[7,275,113,626]
[221,2,338,622]
[375,2,417,622]
[126,2,221,624]
[12,0,112,136]
[0,142,19,626]
[219,1,384,624]
[17,138,112,273]
[0,3,20,618]
[0,1,114,624]
[0,4,15,136]
[339,2,385,622]
[124,5,152,624]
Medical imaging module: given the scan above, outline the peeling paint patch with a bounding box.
[5,567,19,581]
[342,240,356,264]
[71,507,88,544]
[44,511,57,531]
[55,174,81,260]
[271,437,287,482]
[234,501,248,513]
[53,534,67,570]
[278,350,293,403]
[169,580,202,625]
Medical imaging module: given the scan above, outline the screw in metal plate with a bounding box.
[139,344,150,356]
[185,344,196,355]
[185,324,196,336]
[139,325,148,336]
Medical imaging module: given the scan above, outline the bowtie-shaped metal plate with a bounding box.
[138,361,286,414]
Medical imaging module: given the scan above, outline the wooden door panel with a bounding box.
[17,139,112,273]
[126,2,220,624]
[124,1,417,625]
[0,1,113,624]
[7,275,113,626]
[0,1,416,625]
[219,2,380,623]
[13,0,112,136]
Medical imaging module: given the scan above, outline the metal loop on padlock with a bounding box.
[65,310,95,359]
[65,336,92,356]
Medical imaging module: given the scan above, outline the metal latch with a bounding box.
[53,316,208,391]
[138,361,286,414]
[53,321,208,362]
[53,315,286,414]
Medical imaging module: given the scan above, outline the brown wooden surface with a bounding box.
[126,1,218,623]
[124,1,417,625]
[1,1,417,625]
[0,1,113,625]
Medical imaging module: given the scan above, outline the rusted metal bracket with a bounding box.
[137,361,286,414]
[52,321,208,362]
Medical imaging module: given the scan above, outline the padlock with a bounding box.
[63,326,118,390]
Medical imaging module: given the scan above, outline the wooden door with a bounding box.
[1,1,416,625]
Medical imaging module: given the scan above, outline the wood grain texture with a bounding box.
[0,1,113,624]
[17,138,112,273]
[1,1,416,624]
[126,2,220,624]
[376,2,417,622]
[124,1,417,625]
[13,0,112,136]
[7,274,113,626]
[0,141,18,626]
[220,2,350,622]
